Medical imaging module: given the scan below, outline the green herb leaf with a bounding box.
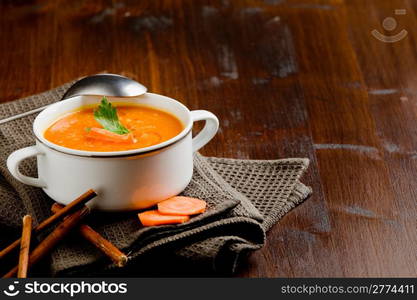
[93,97,130,135]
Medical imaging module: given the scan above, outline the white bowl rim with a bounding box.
[33,93,193,157]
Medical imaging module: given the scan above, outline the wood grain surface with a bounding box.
[0,0,415,277]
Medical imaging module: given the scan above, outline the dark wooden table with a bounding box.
[0,0,416,277]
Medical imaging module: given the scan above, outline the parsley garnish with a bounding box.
[93,97,130,135]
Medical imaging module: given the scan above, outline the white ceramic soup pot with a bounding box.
[7,93,219,210]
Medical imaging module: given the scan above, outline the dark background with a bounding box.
[0,0,416,277]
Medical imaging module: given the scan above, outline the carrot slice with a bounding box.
[157,196,207,216]
[138,210,190,226]
[86,127,135,144]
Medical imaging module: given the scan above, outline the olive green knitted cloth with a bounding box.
[0,83,311,276]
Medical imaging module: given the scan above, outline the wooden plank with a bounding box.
[288,0,417,276]
[344,0,417,276]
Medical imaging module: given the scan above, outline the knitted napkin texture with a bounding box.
[0,83,311,276]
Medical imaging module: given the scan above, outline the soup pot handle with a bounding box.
[190,110,219,152]
[7,146,46,188]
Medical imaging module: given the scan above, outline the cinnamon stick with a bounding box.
[51,203,128,267]
[0,189,96,260]
[3,206,90,278]
[17,215,32,278]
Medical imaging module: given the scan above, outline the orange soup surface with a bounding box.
[44,105,183,152]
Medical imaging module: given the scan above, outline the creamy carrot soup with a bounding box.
[44,105,183,152]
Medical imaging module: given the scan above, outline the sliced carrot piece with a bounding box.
[138,210,190,226]
[86,127,135,144]
[157,196,207,216]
